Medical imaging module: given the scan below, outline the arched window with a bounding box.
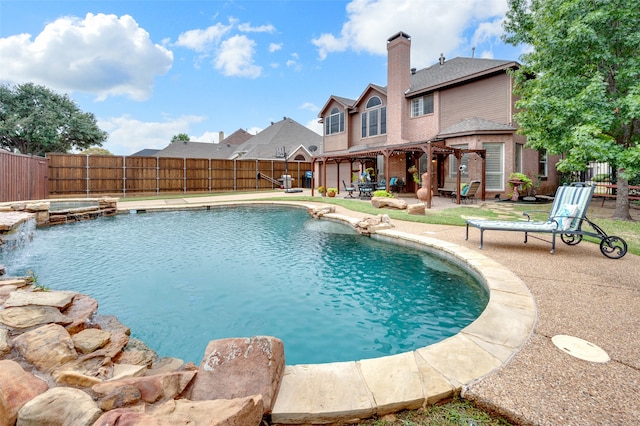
[325,107,344,135]
[361,96,386,138]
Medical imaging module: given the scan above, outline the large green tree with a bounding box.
[503,0,640,220]
[0,83,108,156]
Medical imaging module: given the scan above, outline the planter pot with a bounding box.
[327,192,336,198]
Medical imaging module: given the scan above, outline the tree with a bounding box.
[171,133,190,143]
[503,0,640,220]
[0,83,108,156]
[81,147,113,156]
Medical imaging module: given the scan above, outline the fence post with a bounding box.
[233,159,237,192]
[86,155,90,198]
[156,157,159,194]
[122,156,127,198]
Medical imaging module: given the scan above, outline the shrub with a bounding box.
[373,190,394,198]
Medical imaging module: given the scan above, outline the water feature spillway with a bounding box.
[0,205,488,365]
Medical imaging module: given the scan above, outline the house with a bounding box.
[316,31,560,201]
[154,129,253,159]
[153,118,320,163]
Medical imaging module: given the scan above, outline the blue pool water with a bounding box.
[1,206,488,365]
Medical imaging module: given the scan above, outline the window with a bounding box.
[411,94,434,117]
[449,145,469,178]
[361,96,386,138]
[538,149,548,177]
[515,144,523,173]
[325,107,344,135]
[484,143,504,191]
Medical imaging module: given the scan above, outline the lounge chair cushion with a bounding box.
[557,204,579,230]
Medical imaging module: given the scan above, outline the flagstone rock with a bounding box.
[0,305,70,329]
[97,384,141,411]
[110,363,147,381]
[72,328,111,354]
[62,294,98,334]
[0,328,10,356]
[0,278,29,288]
[93,371,196,404]
[13,323,78,373]
[188,336,285,414]
[53,370,103,388]
[94,396,264,426]
[17,387,102,426]
[145,357,184,376]
[0,360,48,426]
[4,290,77,309]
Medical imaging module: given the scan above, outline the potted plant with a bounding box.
[408,165,419,184]
[326,187,338,197]
[365,167,375,180]
[318,186,326,196]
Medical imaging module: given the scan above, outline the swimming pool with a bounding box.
[1,205,488,365]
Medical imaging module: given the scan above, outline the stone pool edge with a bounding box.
[118,201,537,425]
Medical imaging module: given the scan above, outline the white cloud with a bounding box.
[98,114,206,155]
[191,131,222,143]
[269,42,283,52]
[311,0,509,65]
[175,22,232,52]
[0,13,173,101]
[299,102,319,112]
[305,118,323,136]
[214,35,262,78]
[238,23,276,33]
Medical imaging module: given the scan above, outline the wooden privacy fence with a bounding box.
[0,151,49,202]
[47,154,312,197]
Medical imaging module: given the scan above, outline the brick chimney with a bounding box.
[218,131,224,143]
[386,31,411,144]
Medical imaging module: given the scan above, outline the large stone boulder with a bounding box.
[371,197,408,210]
[187,336,285,414]
[0,360,48,426]
[71,328,111,354]
[62,294,98,334]
[13,323,78,373]
[17,387,102,426]
[93,395,264,426]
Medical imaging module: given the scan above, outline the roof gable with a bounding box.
[232,117,322,159]
[318,95,356,117]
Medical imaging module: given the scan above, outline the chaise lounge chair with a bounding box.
[465,183,627,258]
[451,180,481,203]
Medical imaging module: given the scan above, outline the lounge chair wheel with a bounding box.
[561,233,583,246]
[599,236,627,259]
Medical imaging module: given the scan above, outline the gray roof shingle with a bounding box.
[438,117,516,137]
[407,57,517,96]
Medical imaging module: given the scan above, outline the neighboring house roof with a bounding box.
[438,117,517,138]
[407,57,518,96]
[154,141,238,159]
[130,149,161,157]
[221,129,253,146]
[231,117,322,160]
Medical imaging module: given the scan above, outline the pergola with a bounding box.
[311,140,486,207]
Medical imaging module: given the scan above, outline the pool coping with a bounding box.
[116,200,537,424]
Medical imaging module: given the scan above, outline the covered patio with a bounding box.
[311,140,486,207]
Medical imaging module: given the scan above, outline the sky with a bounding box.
[0,0,525,155]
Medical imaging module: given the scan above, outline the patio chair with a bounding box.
[465,183,627,258]
[376,179,386,191]
[358,182,374,199]
[342,180,356,198]
[451,180,481,203]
